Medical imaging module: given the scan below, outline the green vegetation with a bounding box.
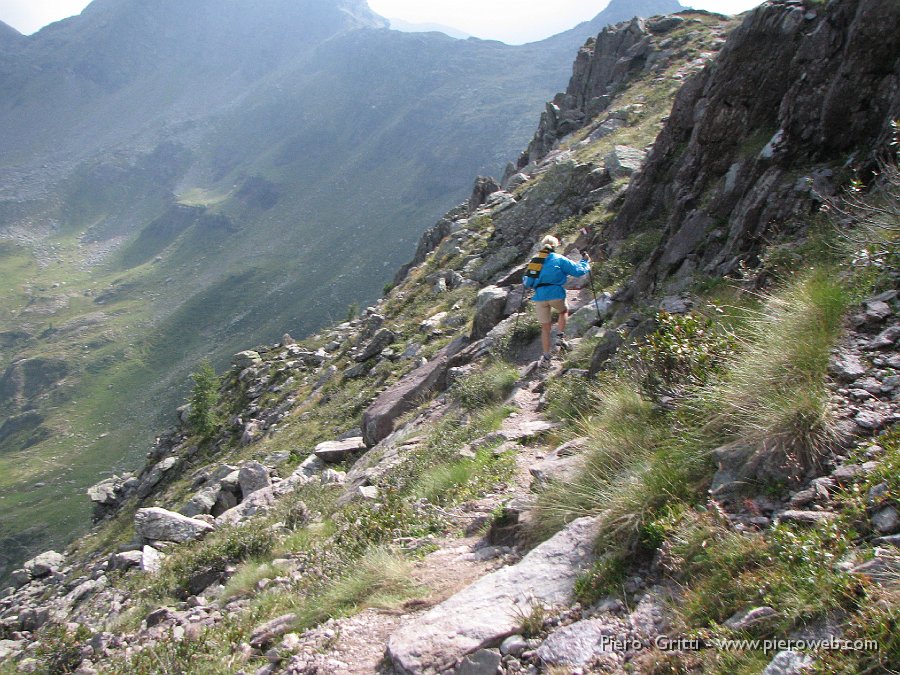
[449,361,519,410]
[187,360,221,438]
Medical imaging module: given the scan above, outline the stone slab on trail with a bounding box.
[387,516,601,674]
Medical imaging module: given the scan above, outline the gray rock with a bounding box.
[873,506,900,535]
[18,607,50,632]
[472,246,520,283]
[233,351,262,369]
[647,16,684,33]
[588,328,624,375]
[469,176,501,213]
[471,286,510,340]
[500,634,527,657]
[762,650,813,675]
[456,649,501,675]
[141,546,163,574]
[182,486,220,517]
[320,469,346,485]
[212,464,238,483]
[357,329,397,362]
[506,173,530,190]
[387,516,600,674]
[134,507,214,543]
[854,410,887,431]
[357,486,379,500]
[9,569,30,588]
[604,145,645,179]
[313,437,367,463]
[724,606,778,631]
[362,337,469,446]
[214,490,238,515]
[250,614,297,648]
[109,551,143,571]
[567,296,613,337]
[239,462,271,496]
[136,456,178,499]
[868,326,900,349]
[536,618,622,668]
[295,454,327,479]
[24,550,65,578]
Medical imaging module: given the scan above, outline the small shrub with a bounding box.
[620,310,736,396]
[573,555,628,605]
[517,603,547,638]
[449,361,519,411]
[35,624,91,674]
[145,523,276,599]
[188,359,220,438]
[221,560,280,600]
[703,269,848,474]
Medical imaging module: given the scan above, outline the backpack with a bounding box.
[524,246,553,288]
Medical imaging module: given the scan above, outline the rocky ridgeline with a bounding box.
[609,0,900,297]
[1,1,898,672]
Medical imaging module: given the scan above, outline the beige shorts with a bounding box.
[534,298,568,324]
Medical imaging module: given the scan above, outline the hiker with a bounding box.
[522,235,590,368]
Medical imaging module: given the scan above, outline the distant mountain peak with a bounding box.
[387,17,470,40]
[0,19,23,42]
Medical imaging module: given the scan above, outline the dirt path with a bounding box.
[283,364,565,673]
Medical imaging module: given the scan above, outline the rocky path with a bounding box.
[276,359,578,674]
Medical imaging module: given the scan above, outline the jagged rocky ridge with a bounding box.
[1,1,898,672]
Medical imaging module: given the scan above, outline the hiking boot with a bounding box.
[556,334,572,353]
[538,353,553,369]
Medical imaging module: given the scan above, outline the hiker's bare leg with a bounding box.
[557,310,568,335]
[541,322,552,354]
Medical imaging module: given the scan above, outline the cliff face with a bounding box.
[605,0,900,295]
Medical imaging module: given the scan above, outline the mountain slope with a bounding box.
[0,0,685,581]
[1,1,897,671]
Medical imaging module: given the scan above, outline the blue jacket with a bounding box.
[522,251,590,301]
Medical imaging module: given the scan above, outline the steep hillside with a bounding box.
[0,0,683,581]
[1,0,897,673]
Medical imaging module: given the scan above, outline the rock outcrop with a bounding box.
[387,516,601,674]
[606,0,900,295]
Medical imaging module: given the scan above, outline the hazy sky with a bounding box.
[1,0,764,41]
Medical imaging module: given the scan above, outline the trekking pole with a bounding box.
[582,250,602,324]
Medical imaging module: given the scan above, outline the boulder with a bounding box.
[294,454,327,479]
[134,507,214,543]
[762,650,813,675]
[387,516,600,673]
[109,551,144,571]
[314,437,367,463]
[469,176,501,214]
[873,506,900,535]
[471,286,509,340]
[232,351,262,369]
[647,16,684,33]
[182,486,220,517]
[604,145,646,179]
[536,618,622,668]
[238,461,271,496]
[567,295,613,337]
[142,546,164,574]
[136,456,178,499]
[356,329,397,362]
[828,350,867,382]
[250,614,297,648]
[24,551,65,578]
[588,328,624,375]
[362,337,469,447]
